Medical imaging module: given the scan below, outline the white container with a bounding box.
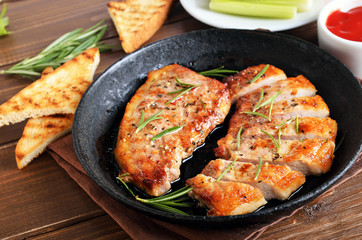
[317,0,362,79]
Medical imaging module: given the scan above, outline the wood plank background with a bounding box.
[0,0,361,239]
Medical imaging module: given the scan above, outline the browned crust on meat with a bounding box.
[115,64,230,196]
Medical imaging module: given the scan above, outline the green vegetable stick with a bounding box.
[211,0,311,12]
[209,0,297,19]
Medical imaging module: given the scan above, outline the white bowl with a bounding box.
[317,0,362,79]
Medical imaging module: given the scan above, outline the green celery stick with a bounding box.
[211,0,311,12]
[209,0,297,19]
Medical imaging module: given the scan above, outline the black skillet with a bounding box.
[73,29,362,227]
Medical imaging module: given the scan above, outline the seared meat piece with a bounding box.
[235,75,317,110]
[241,117,337,141]
[186,174,267,216]
[114,64,230,196]
[224,64,287,103]
[222,137,335,175]
[237,95,330,120]
[202,159,305,200]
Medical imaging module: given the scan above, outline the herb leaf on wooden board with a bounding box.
[0,3,11,36]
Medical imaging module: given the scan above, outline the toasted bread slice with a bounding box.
[107,0,173,53]
[0,47,100,127]
[15,114,74,169]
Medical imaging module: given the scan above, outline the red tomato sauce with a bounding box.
[326,6,362,42]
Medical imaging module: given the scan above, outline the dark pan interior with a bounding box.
[73,29,362,227]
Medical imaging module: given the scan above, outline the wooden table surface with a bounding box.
[0,1,361,239]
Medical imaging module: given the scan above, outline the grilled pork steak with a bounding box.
[114,64,230,196]
[201,159,306,200]
[187,64,337,215]
[186,174,267,216]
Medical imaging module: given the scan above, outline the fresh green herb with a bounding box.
[146,202,190,215]
[200,99,206,111]
[198,66,238,78]
[255,91,282,112]
[175,77,196,88]
[260,129,280,150]
[0,20,118,79]
[278,128,282,148]
[275,118,294,128]
[295,116,299,134]
[117,176,193,215]
[253,88,265,112]
[116,175,135,197]
[151,125,183,141]
[217,157,238,181]
[135,110,164,133]
[138,110,145,128]
[244,111,270,121]
[334,132,346,153]
[0,3,10,36]
[167,78,200,104]
[253,90,282,112]
[254,157,263,180]
[237,125,243,149]
[249,64,269,84]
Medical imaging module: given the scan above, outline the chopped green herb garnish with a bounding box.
[260,129,280,150]
[295,116,299,134]
[198,66,238,78]
[166,78,199,104]
[278,128,282,148]
[151,125,183,141]
[256,91,282,112]
[253,88,265,112]
[244,111,270,121]
[200,99,206,111]
[135,110,164,133]
[334,131,346,153]
[254,157,263,180]
[275,118,294,128]
[175,77,196,88]
[249,64,269,84]
[237,125,243,149]
[217,157,238,181]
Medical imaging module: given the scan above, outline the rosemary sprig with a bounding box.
[217,157,238,181]
[254,157,263,180]
[0,20,118,79]
[334,131,346,153]
[244,111,270,121]
[249,64,269,84]
[135,110,164,133]
[175,77,196,87]
[116,175,135,197]
[200,99,206,111]
[151,125,183,141]
[0,3,10,36]
[198,66,238,78]
[253,88,265,112]
[167,78,200,104]
[275,118,294,128]
[116,176,193,215]
[260,129,280,150]
[254,91,282,112]
[278,128,282,148]
[237,125,243,149]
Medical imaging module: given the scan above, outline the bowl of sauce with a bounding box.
[318,0,362,79]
